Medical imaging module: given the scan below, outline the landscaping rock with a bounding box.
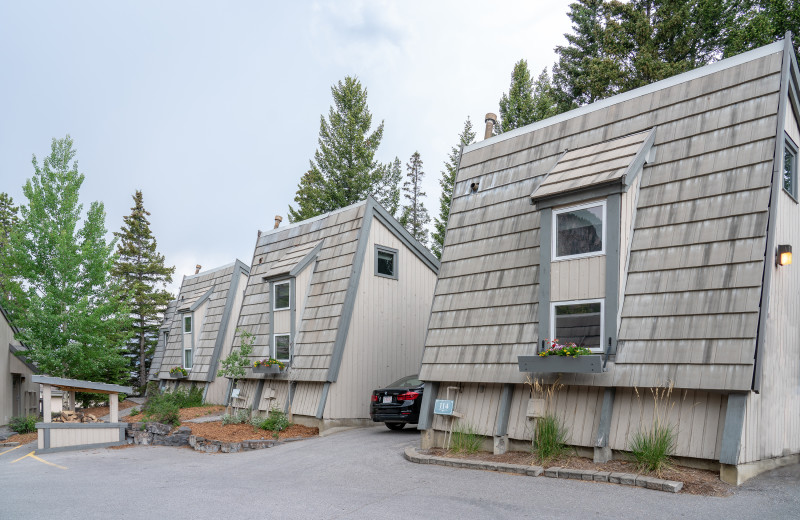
[594,471,611,482]
[145,422,171,436]
[544,467,561,478]
[662,480,684,493]
[526,466,544,477]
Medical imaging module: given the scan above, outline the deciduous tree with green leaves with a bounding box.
[112,190,175,390]
[399,151,431,246]
[432,119,475,259]
[218,329,255,398]
[0,193,19,302]
[1,136,130,384]
[288,76,394,222]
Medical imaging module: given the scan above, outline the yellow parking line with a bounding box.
[0,444,24,456]
[10,450,67,470]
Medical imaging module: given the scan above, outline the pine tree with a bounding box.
[2,136,130,384]
[498,59,536,133]
[374,157,402,216]
[432,119,476,259]
[399,151,431,246]
[289,76,390,222]
[112,190,175,390]
[724,1,800,62]
[0,193,19,302]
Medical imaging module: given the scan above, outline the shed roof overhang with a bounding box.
[31,375,133,395]
[531,128,656,209]
[262,240,324,279]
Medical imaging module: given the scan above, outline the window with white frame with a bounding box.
[274,334,291,362]
[551,299,603,352]
[553,201,606,260]
[183,345,193,369]
[274,281,290,310]
[183,315,192,333]
[784,138,798,199]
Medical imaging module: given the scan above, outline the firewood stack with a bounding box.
[52,410,102,423]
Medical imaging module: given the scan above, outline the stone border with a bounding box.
[404,447,683,493]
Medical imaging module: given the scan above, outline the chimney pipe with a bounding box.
[484,113,497,140]
[195,264,202,275]
[274,215,283,229]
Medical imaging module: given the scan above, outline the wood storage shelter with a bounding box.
[417,36,800,485]
[153,261,250,404]
[34,376,132,453]
[230,196,439,430]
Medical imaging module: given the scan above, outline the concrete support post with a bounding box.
[68,391,76,411]
[109,393,119,423]
[594,387,616,463]
[42,384,52,422]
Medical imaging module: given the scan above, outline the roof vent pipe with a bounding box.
[274,215,283,229]
[195,265,202,274]
[484,113,497,140]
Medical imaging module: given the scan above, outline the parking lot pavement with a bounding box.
[1,426,798,520]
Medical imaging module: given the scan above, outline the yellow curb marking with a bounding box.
[10,450,67,470]
[0,444,24,457]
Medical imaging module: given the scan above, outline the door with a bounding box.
[12,374,21,417]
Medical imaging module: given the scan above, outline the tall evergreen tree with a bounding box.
[432,119,476,259]
[112,190,175,390]
[1,136,130,384]
[724,0,800,62]
[374,157,402,216]
[498,59,536,133]
[399,151,431,246]
[289,76,390,222]
[0,193,19,302]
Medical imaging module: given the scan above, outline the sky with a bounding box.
[0,1,574,294]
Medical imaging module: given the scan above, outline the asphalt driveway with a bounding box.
[1,426,798,519]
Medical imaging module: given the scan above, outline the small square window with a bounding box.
[375,246,398,279]
[553,201,605,260]
[784,139,797,199]
[274,281,290,310]
[274,334,291,362]
[183,315,192,333]
[551,299,603,352]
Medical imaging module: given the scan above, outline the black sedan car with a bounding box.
[370,375,424,430]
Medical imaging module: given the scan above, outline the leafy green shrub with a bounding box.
[254,409,290,432]
[9,415,38,434]
[128,407,140,416]
[450,423,482,454]
[222,409,251,425]
[170,386,203,408]
[629,423,675,473]
[145,381,161,398]
[532,413,568,461]
[143,397,180,427]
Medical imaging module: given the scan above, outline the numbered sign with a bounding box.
[434,399,454,415]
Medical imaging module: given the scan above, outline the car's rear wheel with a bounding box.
[385,422,405,430]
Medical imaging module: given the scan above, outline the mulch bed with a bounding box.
[184,421,318,443]
[81,399,138,418]
[425,449,732,497]
[5,432,37,444]
[124,405,225,423]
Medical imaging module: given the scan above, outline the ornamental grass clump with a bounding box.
[533,413,568,461]
[450,423,482,454]
[629,382,678,474]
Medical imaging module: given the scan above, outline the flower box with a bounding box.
[168,367,188,379]
[253,365,283,375]
[517,354,605,374]
[168,372,188,379]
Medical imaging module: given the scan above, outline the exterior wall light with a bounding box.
[777,244,792,266]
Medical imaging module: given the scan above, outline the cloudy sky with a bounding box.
[0,1,574,294]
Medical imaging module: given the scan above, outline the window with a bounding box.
[183,315,192,333]
[183,346,193,369]
[274,334,291,362]
[784,138,798,199]
[552,201,606,260]
[375,245,398,279]
[274,281,290,310]
[551,299,603,352]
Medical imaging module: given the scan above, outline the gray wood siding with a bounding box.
[420,45,784,388]
[550,256,606,302]
[256,380,290,413]
[325,219,437,419]
[291,381,324,417]
[737,104,800,462]
[787,104,799,144]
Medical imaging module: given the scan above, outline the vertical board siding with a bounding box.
[273,310,290,334]
[326,219,437,419]
[256,380,290,412]
[49,428,119,449]
[738,104,800,462]
[550,256,606,302]
[420,47,783,386]
[607,388,726,460]
[291,381,324,417]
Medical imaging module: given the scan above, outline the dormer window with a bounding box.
[274,281,290,310]
[553,201,606,260]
